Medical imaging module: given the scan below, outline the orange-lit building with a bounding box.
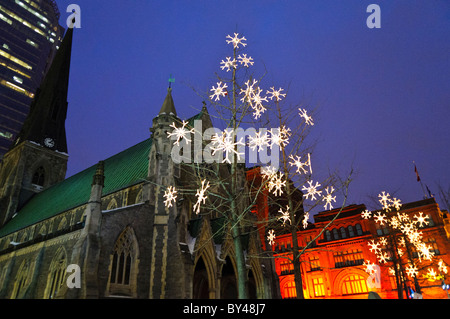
[271,198,450,299]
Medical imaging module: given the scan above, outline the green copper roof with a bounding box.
[0,138,152,237]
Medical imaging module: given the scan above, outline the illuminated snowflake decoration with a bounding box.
[379,193,402,211]
[322,186,336,210]
[167,120,195,146]
[163,186,177,208]
[363,260,378,275]
[373,211,387,225]
[391,197,402,211]
[266,87,286,102]
[261,165,278,179]
[302,212,310,229]
[211,129,245,164]
[413,212,430,228]
[249,87,268,119]
[368,239,382,254]
[361,209,372,219]
[438,259,448,274]
[416,242,435,262]
[193,179,210,215]
[267,229,276,246]
[238,54,254,67]
[226,33,247,49]
[302,180,322,201]
[289,153,312,175]
[277,205,291,226]
[270,126,291,148]
[298,108,314,126]
[240,79,258,102]
[405,264,419,278]
[210,81,228,101]
[267,171,286,197]
[248,130,270,151]
[239,80,268,119]
[220,56,237,72]
[377,251,390,264]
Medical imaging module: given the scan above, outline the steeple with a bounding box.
[12,27,73,153]
[158,87,177,116]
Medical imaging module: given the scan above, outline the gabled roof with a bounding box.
[0,138,152,237]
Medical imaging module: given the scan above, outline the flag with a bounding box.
[426,184,433,198]
[414,164,420,182]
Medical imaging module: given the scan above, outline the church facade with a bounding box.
[0,28,278,299]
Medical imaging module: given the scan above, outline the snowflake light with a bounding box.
[302,212,310,229]
[363,260,378,275]
[193,179,210,215]
[413,212,430,228]
[298,108,314,126]
[270,126,291,148]
[226,33,247,49]
[377,251,390,264]
[438,259,448,274]
[322,186,336,210]
[267,171,286,197]
[220,56,237,72]
[373,211,387,225]
[378,191,392,211]
[302,180,322,201]
[248,130,270,151]
[238,54,254,67]
[391,197,402,211]
[261,165,278,179]
[267,229,276,246]
[405,264,419,278]
[266,87,286,102]
[211,129,245,164]
[249,87,268,119]
[368,239,382,254]
[167,120,195,146]
[289,153,312,175]
[277,205,291,226]
[210,81,228,101]
[163,186,177,208]
[361,209,372,219]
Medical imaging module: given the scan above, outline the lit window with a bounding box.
[13,76,23,84]
[0,48,33,70]
[283,280,296,299]
[313,277,325,297]
[26,38,38,48]
[342,274,369,295]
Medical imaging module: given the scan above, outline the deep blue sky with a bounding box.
[55,0,449,212]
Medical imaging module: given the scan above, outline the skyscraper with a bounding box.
[0,0,63,157]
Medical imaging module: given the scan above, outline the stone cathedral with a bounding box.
[0,28,278,299]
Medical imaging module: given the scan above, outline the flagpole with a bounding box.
[413,161,428,199]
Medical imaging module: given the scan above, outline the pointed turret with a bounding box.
[158,87,177,116]
[12,27,73,153]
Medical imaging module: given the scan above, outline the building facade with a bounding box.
[0,0,63,157]
[272,199,450,299]
[0,26,277,299]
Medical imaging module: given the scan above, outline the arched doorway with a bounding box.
[193,257,210,299]
[221,256,237,299]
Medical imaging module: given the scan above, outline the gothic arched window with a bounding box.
[32,167,45,187]
[108,227,139,297]
[44,247,67,299]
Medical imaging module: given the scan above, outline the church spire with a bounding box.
[158,87,177,117]
[12,27,74,153]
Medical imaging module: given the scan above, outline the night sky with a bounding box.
[54,0,449,214]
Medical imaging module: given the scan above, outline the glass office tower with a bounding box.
[0,0,63,157]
